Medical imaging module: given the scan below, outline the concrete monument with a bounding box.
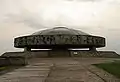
[14,27,106,57]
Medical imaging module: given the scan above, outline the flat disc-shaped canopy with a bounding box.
[14,27,105,49]
[32,27,89,35]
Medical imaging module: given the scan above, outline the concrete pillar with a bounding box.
[89,47,97,51]
[48,51,52,57]
[24,47,31,52]
[48,49,70,57]
[68,51,71,57]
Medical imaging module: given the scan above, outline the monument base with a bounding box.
[0,50,119,66]
[48,50,71,57]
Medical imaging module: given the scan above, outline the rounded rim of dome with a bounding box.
[32,27,90,35]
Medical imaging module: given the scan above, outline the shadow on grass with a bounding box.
[93,60,120,78]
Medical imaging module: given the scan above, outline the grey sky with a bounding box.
[0,0,120,55]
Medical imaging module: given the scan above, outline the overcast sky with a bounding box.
[0,0,120,55]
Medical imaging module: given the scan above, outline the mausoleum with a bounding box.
[14,27,106,57]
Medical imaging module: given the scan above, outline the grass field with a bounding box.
[0,66,8,71]
[93,60,120,78]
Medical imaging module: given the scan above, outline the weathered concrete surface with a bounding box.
[0,62,53,82]
[0,57,28,66]
[2,51,119,59]
[14,35,105,49]
[0,58,120,82]
[14,27,105,49]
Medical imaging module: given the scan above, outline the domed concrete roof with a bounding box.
[14,26,105,49]
[32,27,89,35]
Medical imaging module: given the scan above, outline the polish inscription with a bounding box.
[14,35,105,47]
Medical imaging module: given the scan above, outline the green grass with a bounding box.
[93,60,120,78]
[0,66,8,71]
